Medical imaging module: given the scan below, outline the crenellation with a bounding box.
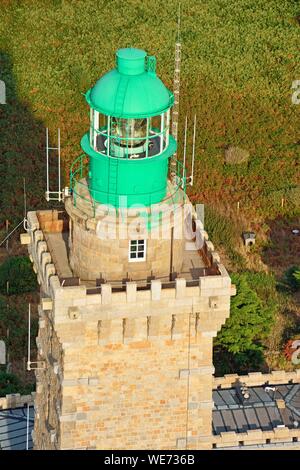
[41,252,52,277]
[126,282,137,302]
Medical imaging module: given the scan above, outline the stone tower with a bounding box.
[21,48,235,450]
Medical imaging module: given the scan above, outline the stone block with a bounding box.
[20,233,31,245]
[123,318,135,343]
[78,378,89,385]
[88,377,99,386]
[126,282,137,302]
[209,296,219,309]
[60,413,76,423]
[68,307,81,320]
[97,319,110,344]
[27,211,40,231]
[34,230,44,244]
[101,284,112,304]
[41,298,53,311]
[175,278,186,299]
[211,252,220,264]
[151,280,161,300]
[206,240,214,252]
[176,438,187,449]
[179,369,190,379]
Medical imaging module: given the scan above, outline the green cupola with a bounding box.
[72,47,177,207]
[86,48,173,118]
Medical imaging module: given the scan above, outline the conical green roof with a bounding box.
[85,48,174,118]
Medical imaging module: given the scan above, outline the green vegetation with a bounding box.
[214,272,277,375]
[0,295,37,361]
[204,206,246,269]
[0,257,37,296]
[284,266,300,291]
[0,370,34,396]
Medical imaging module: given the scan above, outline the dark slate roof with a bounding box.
[213,383,300,435]
[0,406,34,450]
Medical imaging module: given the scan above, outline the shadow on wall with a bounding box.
[0,51,60,231]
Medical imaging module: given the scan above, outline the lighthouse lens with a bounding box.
[111,118,147,148]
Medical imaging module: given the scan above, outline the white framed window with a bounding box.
[129,240,146,262]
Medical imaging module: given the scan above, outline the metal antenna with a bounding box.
[26,403,30,450]
[170,2,182,181]
[45,128,63,202]
[182,115,188,188]
[58,128,61,200]
[27,303,45,371]
[27,303,31,371]
[46,128,49,201]
[23,178,27,218]
[177,2,181,42]
[190,114,197,186]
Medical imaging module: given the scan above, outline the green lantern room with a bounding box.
[70,48,178,208]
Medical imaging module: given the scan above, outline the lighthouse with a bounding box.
[23,48,234,450]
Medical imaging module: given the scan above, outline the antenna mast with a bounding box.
[46,128,63,202]
[182,115,188,189]
[190,114,197,186]
[170,3,182,181]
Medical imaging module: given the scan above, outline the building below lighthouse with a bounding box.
[20,48,300,450]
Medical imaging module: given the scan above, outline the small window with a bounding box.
[129,240,146,262]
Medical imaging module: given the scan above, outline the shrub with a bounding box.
[0,256,37,295]
[284,266,300,291]
[0,370,21,395]
[214,272,277,374]
[0,369,35,396]
[0,296,38,361]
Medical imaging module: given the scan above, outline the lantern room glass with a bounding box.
[90,109,170,159]
[111,118,147,147]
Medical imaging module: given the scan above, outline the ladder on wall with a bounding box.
[107,157,119,206]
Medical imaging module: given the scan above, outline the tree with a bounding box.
[214,273,275,373]
[0,256,37,295]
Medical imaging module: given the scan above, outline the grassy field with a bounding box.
[0,0,299,226]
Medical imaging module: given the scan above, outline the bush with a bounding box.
[0,370,21,395]
[0,256,37,295]
[214,272,277,374]
[284,266,300,292]
[0,296,38,361]
[0,369,35,396]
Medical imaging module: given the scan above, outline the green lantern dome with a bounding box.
[86,48,174,118]
[70,47,182,210]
